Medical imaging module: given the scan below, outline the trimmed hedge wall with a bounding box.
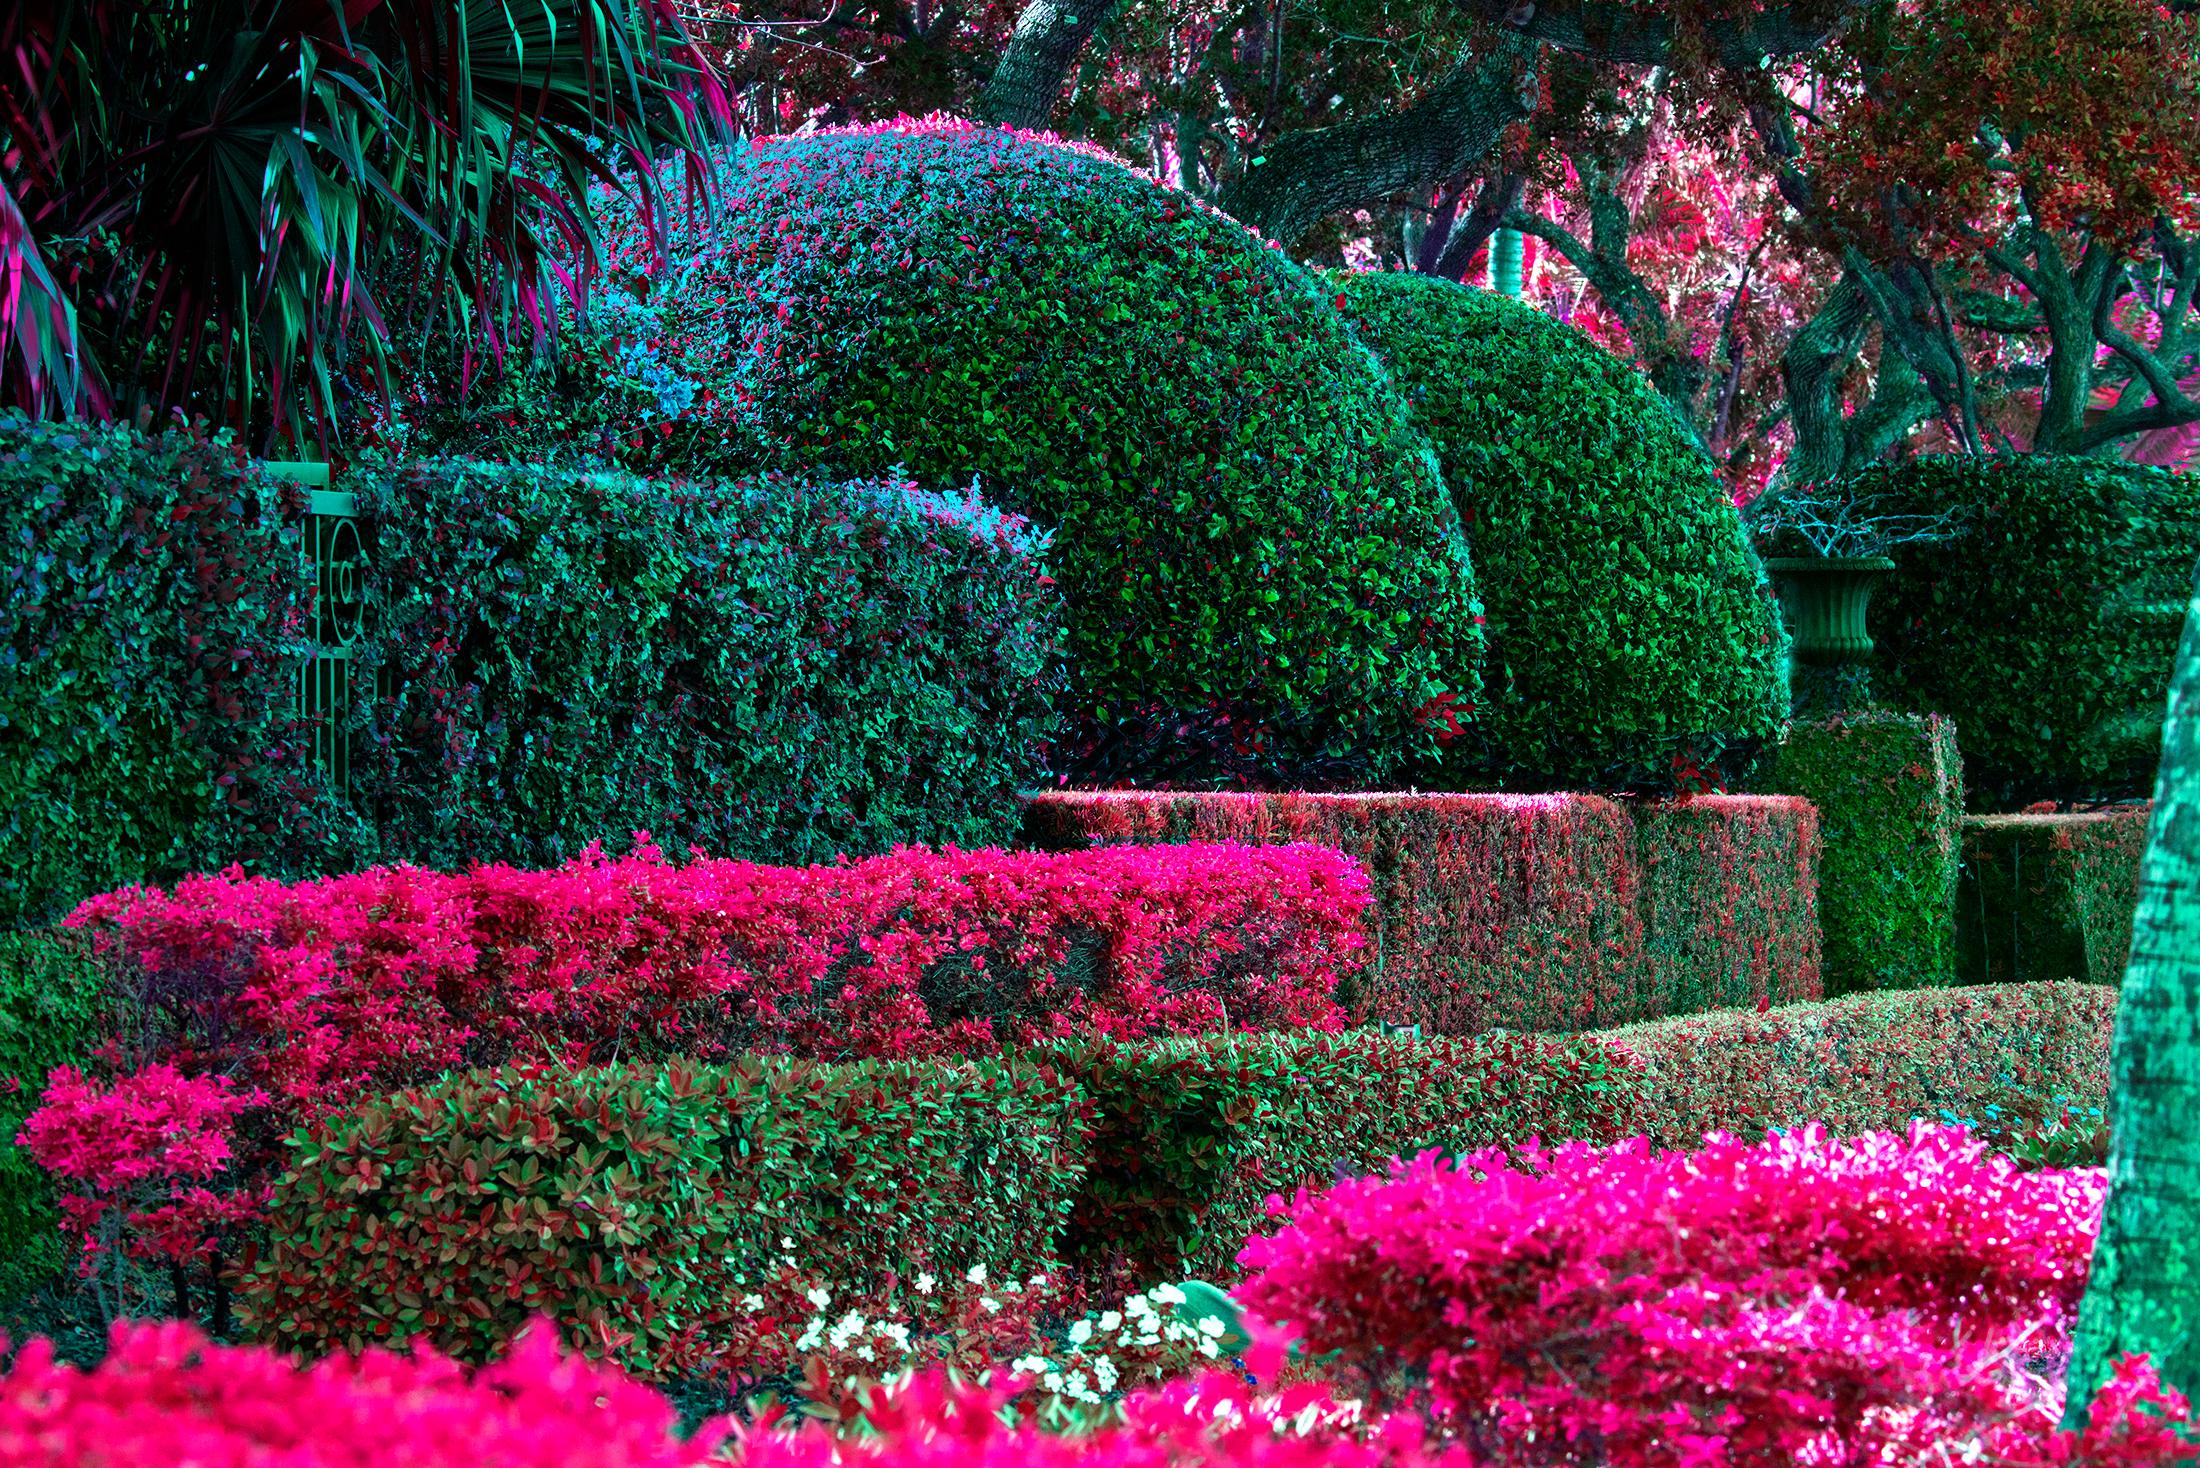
[1598,982,2115,1148]
[1751,712,1964,996]
[239,1056,1088,1375]
[1333,272,1790,792]
[1957,808,2150,986]
[1019,791,1821,1034]
[350,460,1064,870]
[0,930,111,1297]
[1863,455,2200,807]
[465,120,1485,788]
[0,416,361,930]
[1041,1029,1637,1286]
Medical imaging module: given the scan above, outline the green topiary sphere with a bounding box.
[1333,272,1789,790]
[1862,455,2200,808]
[503,121,1484,788]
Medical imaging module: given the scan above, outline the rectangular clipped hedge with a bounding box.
[1750,712,1964,996]
[239,1055,1091,1377]
[1595,982,2115,1149]
[1958,807,2151,986]
[1020,791,1821,1034]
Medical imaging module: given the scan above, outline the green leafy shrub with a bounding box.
[1332,273,1789,791]
[348,459,1063,870]
[1021,790,1821,1034]
[431,121,1483,787]
[1752,712,1964,995]
[0,416,363,930]
[1958,807,2149,986]
[1631,795,1822,1016]
[1597,982,2114,1149]
[238,1055,1088,1376]
[0,930,112,1297]
[1864,455,2200,807]
[1036,1029,1640,1285]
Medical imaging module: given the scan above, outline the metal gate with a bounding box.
[264,461,370,802]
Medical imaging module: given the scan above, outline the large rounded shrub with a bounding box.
[1334,273,1789,790]
[458,120,1484,787]
[1863,454,2200,807]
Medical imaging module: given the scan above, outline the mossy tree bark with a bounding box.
[2063,552,2200,1424]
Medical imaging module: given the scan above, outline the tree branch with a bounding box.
[1452,0,1869,66]
[977,0,1122,129]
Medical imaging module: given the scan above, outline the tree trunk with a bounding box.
[2063,552,2200,1425]
[977,0,1121,130]
[1215,37,1539,246]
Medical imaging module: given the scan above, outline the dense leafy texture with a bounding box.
[0,930,110,1296]
[0,416,362,930]
[1332,272,1789,791]
[1752,712,1965,995]
[1598,982,2115,1150]
[350,459,1063,870]
[424,120,1484,786]
[1038,1030,1638,1285]
[238,1057,1087,1377]
[1864,456,2200,807]
[1021,790,1820,1034]
[1959,808,2151,986]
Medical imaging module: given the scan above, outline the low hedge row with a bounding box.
[1019,791,1821,1034]
[238,1030,1635,1374]
[1597,982,2116,1148]
[1750,712,1965,996]
[1957,808,2150,986]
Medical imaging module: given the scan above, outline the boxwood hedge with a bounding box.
[430,121,1485,787]
[1333,272,1789,792]
[1864,455,2200,807]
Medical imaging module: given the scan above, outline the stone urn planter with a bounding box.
[1762,555,1898,714]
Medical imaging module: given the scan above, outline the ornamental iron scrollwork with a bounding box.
[265,463,372,804]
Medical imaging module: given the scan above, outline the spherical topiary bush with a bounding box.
[1333,272,1790,791]
[502,120,1484,788]
[1863,455,2200,808]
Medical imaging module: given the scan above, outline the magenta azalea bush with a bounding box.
[1235,1124,2149,1465]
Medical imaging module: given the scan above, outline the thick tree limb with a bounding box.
[1431,167,1527,278]
[1216,35,1540,245]
[976,0,1122,128]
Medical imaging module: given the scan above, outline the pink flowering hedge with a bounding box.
[1021,791,1820,1034]
[1597,981,2116,1153]
[1235,1125,2190,1467]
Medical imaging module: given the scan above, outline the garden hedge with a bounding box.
[1333,272,1789,792]
[1041,1029,1638,1286]
[0,416,362,930]
[1957,807,2149,987]
[1752,712,1965,996]
[348,459,1063,871]
[1864,455,2200,807]
[441,120,1485,787]
[0,929,111,1297]
[1598,982,2115,1148]
[239,1056,1088,1377]
[1019,791,1821,1034]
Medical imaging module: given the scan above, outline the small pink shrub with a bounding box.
[1235,1125,2122,1465]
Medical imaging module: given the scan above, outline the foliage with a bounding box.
[420,120,1484,787]
[1597,982,2116,1151]
[1629,795,1820,1018]
[349,459,1064,871]
[237,1056,1087,1379]
[1866,456,2200,807]
[1332,271,1789,791]
[1236,1125,2125,1466]
[1036,1029,1639,1286]
[1021,790,1821,1034]
[1960,807,2152,987]
[0,415,367,931]
[41,837,1364,1265]
[0,0,730,439]
[1754,712,1965,995]
[0,930,109,1297]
